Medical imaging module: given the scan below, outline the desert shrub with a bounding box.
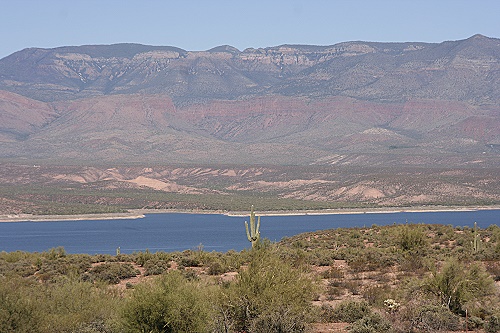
[40,278,122,333]
[0,250,33,263]
[467,316,485,330]
[307,248,339,266]
[343,280,362,295]
[399,252,429,273]
[43,247,67,260]
[143,257,171,276]
[215,247,315,333]
[363,285,393,306]
[177,251,201,268]
[72,319,111,333]
[485,261,500,281]
[408,304,460,332]
[328,300,372,323]
[133,250,154,266]
[133,251,172,275]
[249,308,309,333]
[0,252,89,281]
[278,246,311,268]
[0,275,122,333]
[486,315,500,333]
[207,260,225,275]
[424,258,495,314]
[326,279,345,299]
[0,258,37,277]
[36,255,93,283]
[349,312,392,333]
[84,262,139,284]
[396,224,428,253]
[0,276,43,333]
[322,266,344,279]
[122,270,212,333]
[217,249,247,272]
[181,268,199,281]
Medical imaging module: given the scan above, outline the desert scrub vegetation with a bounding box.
[1,223,500,332]
[0,181,378,215]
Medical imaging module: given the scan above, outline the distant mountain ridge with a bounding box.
[0,35,499,166]
[1,34,499,104]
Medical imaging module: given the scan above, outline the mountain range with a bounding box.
[0,34,499,166]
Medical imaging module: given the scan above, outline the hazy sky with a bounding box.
[1,0,499,59]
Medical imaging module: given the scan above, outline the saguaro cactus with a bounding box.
[245,205,261,248]
[473,222,480,252]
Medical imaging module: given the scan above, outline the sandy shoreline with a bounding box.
[1,205,499,222]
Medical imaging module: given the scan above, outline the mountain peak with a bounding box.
[207,45,240,54]
[470,33,487,39]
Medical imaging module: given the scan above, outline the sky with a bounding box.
[1,0,499,59]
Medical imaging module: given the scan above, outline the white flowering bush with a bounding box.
[384,299,401,313]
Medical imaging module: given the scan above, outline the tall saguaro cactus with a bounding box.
[473,221,480,252]
[245,205,261,248]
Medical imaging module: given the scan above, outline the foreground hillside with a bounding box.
[1,223,500,332]
[0,35,499,166]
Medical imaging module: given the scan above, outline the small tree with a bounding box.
[424,258,495,315]
[122,270,213,332]
[397,224,427,253]
[216,248,315,332]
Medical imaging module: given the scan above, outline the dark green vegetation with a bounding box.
[0,182,373,215]
[1,223,500,332]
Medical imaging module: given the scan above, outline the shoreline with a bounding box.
[1,205,499,222]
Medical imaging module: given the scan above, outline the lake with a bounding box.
[1,209,499,254]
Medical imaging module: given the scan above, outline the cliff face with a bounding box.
[0,35,499,166]
[1,35,499,104]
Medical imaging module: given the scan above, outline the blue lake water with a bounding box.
[0,210,499,254]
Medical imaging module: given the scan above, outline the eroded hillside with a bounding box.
[0,164,498,216]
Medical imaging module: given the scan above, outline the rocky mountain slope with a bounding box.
[0,35,499,166]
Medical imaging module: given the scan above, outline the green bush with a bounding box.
[84,262,139,284]
[215,247,315,333]
[0,277,43,333]
[122,270,213,333]
[321,266,344,279]
[348,312,392,333]
[0,275,122,333]
[328,300,371,323]
[467,315,485,330]
[363,285,393,306]
[409,304,460,332]
[396,224,428,253]
[40,278,122,333]
[143,258,171,276]
[486,315,500,333]
[424,258,495,314]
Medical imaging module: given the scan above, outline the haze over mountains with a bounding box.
[0,34,499,166]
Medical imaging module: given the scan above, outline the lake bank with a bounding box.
[2,209,499,254]
[1,205,500,222]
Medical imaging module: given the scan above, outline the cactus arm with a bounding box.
[473,221,480,252]
[256,215,261,241]
[245,221,252,241]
